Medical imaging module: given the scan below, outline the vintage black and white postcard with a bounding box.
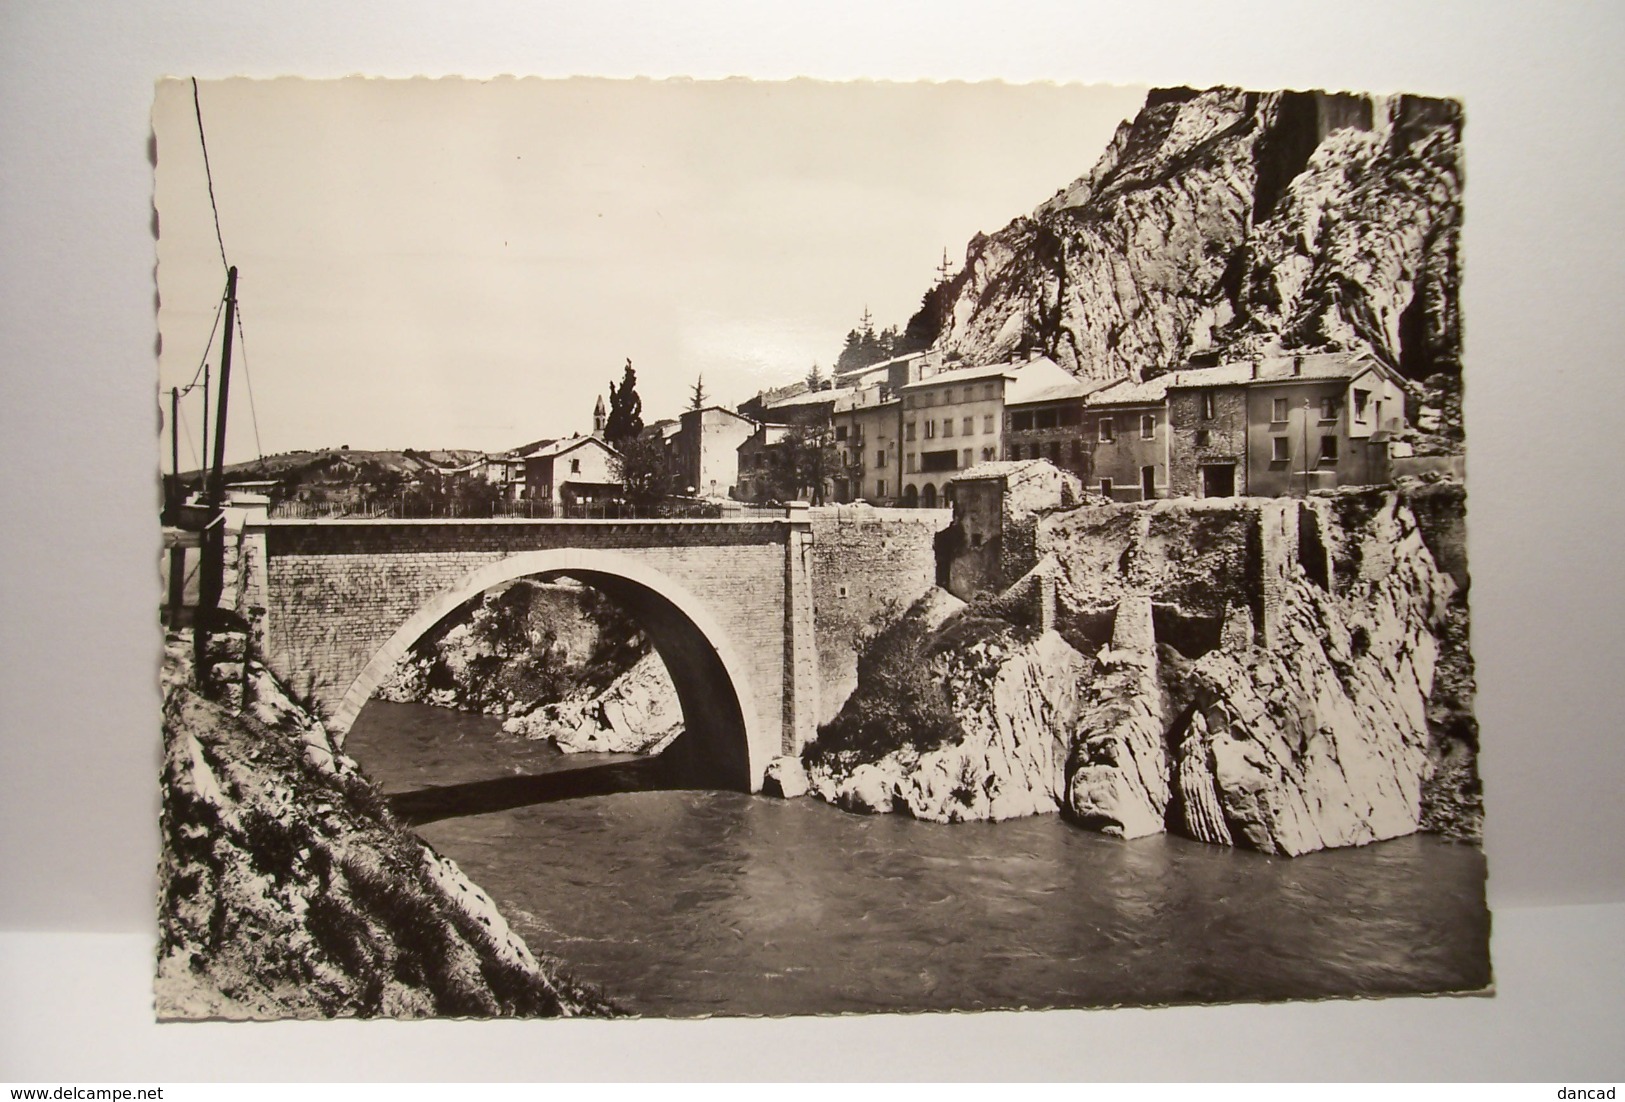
[154,77,1486,1019]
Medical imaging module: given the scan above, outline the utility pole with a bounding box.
[168,387,184,625]
[199,365,210,496]
[195,266,238,689]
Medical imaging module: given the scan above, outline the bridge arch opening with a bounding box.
[333,549,766,792]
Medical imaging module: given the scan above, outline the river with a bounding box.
[345,700,1491,1017]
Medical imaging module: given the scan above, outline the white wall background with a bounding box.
[1,0,1621,1080]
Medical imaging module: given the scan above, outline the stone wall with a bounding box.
[1167,387,1248,497]
[808,506,948,724]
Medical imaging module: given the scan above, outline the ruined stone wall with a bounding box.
[808,506,949,724]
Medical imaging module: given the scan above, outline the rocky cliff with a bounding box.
[157,631,615,1019]
[804,490,1474,856]
[932,87,1462,445]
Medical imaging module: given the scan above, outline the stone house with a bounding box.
[522,435,620,508]
[1079,375,1175,501]
[1163,351,1409,498]
[943,459,1083,602]
[735,423,792,503]
[672,406,756,500]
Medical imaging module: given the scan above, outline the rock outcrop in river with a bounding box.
[805,489,1473,857]
[928,87,1464,450]
[378,577,681,754]
[157,631,615,1019]
[502,649,683,754]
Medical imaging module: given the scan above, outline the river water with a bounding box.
[345,700,1491,1017]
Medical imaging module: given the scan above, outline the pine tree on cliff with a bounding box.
[604,359,644,447]
[688,375,707,411]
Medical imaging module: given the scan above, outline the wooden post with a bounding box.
[195,267,238,690]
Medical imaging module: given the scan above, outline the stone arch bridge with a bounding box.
[233,504,946,792]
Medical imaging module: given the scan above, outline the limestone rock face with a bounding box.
[810,629,1091,823]
[935,88,1461,390]
[503,650,682,755]
[809,491,1465,858]
[1173,499,1453,855]
[1066,595,1170,839]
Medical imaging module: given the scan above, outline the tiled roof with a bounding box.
[899,360,1019,390]
[950,458,1054,483]
[520,435,615,460]
[1005,359,1102,407]
[763,386,856,410]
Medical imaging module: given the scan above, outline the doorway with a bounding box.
[1201,463,1236,498]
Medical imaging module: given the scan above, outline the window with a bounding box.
[1272,398,1288,423]
[943,418,954,438]
[1320,435,1339,463]
[1202,391,1217,419]
[907,452,917,473]
[925,420,936,440]
[1140,413,1155,439]
[1036,409,1059,430]
[1320,396,1340,422]
[1272,436,1290,462]
[905,421,916,442]
[1100,478,1113,498]
[876,449,886,469]
[1059,406,1082,427]
[877,479,886,498]
[921,450,957,473]
[962,417,974,436]
[983,414,995,434]
[1196,429,1212,447]
[983,383,995,400]
[570,458,581,473]
[835,425,847,441]
[982,447,994,461]
[1009,444,1022,461]
[922,392,934,408]
[962,448,973,467]
[943,388,954,404]
[1099,418,1115,443]
[1354,389,1371,422]
[1011,411,1035,432]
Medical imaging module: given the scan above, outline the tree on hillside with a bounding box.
[604,359,644,446]
[804,362,827,392]
[688,375,708,411]
[612,431,671,512]
[833,309,901,376]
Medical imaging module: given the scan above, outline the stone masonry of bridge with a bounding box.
[235,506,948,792]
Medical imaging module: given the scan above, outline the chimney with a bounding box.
[1251,360,1259,381]
[1293,354,1303,377]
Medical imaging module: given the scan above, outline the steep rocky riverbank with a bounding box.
[157,630,616,1019]
[805,489,1478,856]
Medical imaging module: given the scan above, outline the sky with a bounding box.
[154,77,1147,466]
